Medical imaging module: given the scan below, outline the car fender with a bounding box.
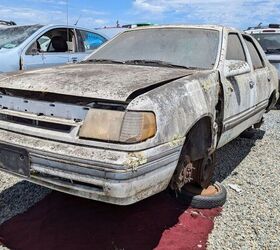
[127,70,220,149]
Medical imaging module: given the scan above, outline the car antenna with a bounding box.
[66,0,69,27]
[66,0,69,52]
[74,14,82,26]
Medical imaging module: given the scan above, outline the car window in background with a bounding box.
[89,28,219,69]
[243,36,264,69]
[0,25,42,49]
[37,36,51,51]
[79,30,107,52]
[252,33,280,53]
[26,28,76,54]
[226,33,246,61]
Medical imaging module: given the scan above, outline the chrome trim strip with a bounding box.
[223,100,268,132]
[30,148,180,181]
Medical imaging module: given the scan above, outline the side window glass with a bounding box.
[79,30,107,52]
[226,33,246,61]
[37,36,51,52]
[243,36,264,69]
[26,28,76,55]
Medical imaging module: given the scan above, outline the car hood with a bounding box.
[0,63,194,102]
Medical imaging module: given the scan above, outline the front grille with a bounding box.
[0,114,73,133]
[31,171,104,192]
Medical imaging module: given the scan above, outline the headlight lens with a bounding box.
[79,109,156,143]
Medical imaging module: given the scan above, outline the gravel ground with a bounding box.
[208,110,280,249]
[0,176,50,225]
[0,175,50,249]
[0,110,279,250]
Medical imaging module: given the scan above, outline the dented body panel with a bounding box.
[0,25,278,205]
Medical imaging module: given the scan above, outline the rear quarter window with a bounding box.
[243,36,264,69]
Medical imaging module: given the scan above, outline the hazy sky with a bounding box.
[1,0,280,30]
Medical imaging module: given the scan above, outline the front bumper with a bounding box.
[0,129,184,205]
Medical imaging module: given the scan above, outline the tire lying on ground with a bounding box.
[178,182,227,209]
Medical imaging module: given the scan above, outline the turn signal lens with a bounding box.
[120,111,157,143]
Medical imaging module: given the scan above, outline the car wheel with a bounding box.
[179,182,227,208]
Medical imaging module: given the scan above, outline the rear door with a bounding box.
[243,34,271,106]
[74,29,107,63]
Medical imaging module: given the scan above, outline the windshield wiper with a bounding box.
[124,59,197,69]
[83,59,124,64]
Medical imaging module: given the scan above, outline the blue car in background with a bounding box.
[0,24,109,73]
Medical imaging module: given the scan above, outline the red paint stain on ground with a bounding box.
[0,191,221,250]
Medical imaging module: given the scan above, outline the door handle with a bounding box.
[71,57,78,63]
[267,75,271,82]
[249,80,255,89]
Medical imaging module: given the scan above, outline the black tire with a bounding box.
[178,182,227,209]
[240,127,256,139]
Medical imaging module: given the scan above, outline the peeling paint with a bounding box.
[169,136,185,147]
[124,152,148,171]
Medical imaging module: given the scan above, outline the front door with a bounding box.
[23,28,78,70]
[40,29,74,67]
[21,42,45,70]
[218,32,257,148]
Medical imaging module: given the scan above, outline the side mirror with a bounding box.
[224,60,251,78]
[31,48,39,56]
[27,42,40,56]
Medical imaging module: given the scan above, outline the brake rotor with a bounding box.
[191,154,215,189]
[170,153,215,191]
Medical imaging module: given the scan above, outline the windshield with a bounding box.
[88,28,220,69]
[0,25,42,49]
[252,33,280,53]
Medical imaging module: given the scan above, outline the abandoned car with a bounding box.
[245,24,280,100]
[0,25,278,205]
[0,20,16,28]
[0,24,108,73]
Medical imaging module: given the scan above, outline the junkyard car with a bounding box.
[0,20,16,28]
[0,24,108,73]
[0,25,278,205]
[245,24,280,100]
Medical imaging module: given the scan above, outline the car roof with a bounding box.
[245,28,280,34]
[2,24,110,39]
[43,24,110,38]
[121,24,239,33]
[94,27,128,39]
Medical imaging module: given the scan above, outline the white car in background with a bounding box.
[0,20,16,28]
[0,24,109,73]
[245,24,280,98]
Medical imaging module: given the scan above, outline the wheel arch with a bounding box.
[169,115,216,190]
[266,89,278,112]
[182,114,214,161]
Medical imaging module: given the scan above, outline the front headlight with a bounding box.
[79,109,157,143]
